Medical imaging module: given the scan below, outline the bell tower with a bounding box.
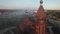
[34,0,48,34]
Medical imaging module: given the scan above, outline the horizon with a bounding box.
[0,0,60,10]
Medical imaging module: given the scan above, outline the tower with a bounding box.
[34,0,48,34]
[18,0,48,34]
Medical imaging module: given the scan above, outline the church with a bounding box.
[17,0,49,34]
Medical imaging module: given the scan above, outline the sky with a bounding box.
[0,0,60,10]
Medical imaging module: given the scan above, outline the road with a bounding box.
[0,26,16,34]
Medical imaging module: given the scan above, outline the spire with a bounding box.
[34,0,48,34]
[40,0,43,5]
[36,0,46,20]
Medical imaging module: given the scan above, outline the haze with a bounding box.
[0,0,60,10]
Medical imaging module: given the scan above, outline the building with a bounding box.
[34,0,48,34]
[18,0,48,34]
